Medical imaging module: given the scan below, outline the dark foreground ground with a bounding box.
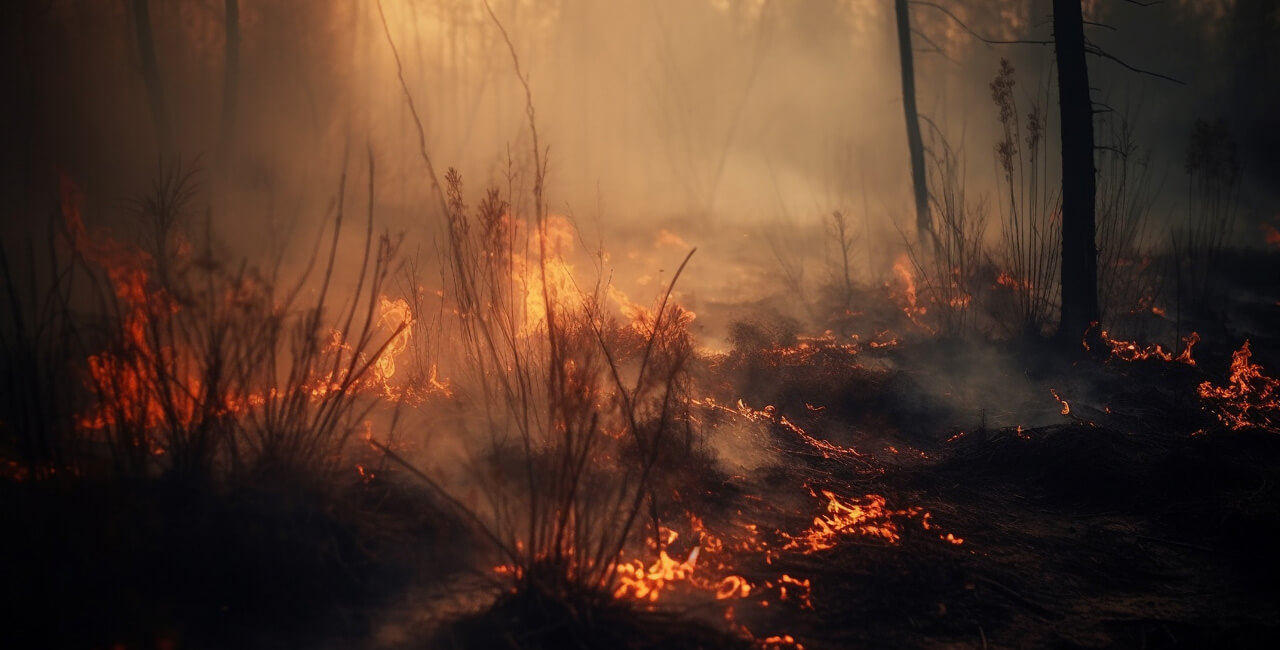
[7,351,1278,650]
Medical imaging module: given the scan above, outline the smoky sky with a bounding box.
[3,0,1276,259]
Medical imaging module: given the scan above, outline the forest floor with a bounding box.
[4,252,1280,650]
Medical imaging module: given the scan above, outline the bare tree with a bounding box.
[128,0,173,158]
[915,0,1180,346]
[895,0,931,239]
[1052,0,1099,343]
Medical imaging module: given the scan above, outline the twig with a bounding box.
[374,0,448,216]
[1084,45,1185,85]
[909,1,1052,46]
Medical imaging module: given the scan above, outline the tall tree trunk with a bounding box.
[217,0,239,167]
[1052,0,1099,343]
[130,0,173,159]
[894,0,930,239]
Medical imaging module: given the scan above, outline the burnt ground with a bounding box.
[7,346,1280,650]
[720,420,1280,650]
[680,311,1280,650]
[4,253,1280,649]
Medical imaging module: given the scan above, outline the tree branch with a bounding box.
[374,0,447,216]
[909,1,1052,46]
[911,28,961,65]
[1085,44,1185,85]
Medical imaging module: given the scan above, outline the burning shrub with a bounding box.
[437,167,701,607]
[903,128,988,338]
[990,59,1060,337]
[44,160,413,484]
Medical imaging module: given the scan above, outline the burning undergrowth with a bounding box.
[4,148,1280,649]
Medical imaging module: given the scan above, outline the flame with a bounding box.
[613,545,701,602]
[65,178,198,443]
[656,228,690,249]
[1198,341,1280,432]
[1049,388,1070,415]
[995,270,1032,291]
[373,296,412,382]
[715,574,752,600]
[694,397,863,460]
[782,489,962,553]
[891,253,933,333]
[507,215,585,335]
[1087,323,1199,366]
[1262,222,1280,250]
[609,284,697,338]
[63,177,437,463]
[776,574,813,609]
[760,635,805,649]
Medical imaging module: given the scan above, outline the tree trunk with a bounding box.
[130,0,173,159]
[894,0,930,239]
[217,0,239,167]
[1052,0,1099,343]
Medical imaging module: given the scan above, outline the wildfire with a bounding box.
[739,330,900,368]
[1262,221,1280,250]
[782,488,962,553]
[1049,388,1070,415]
[613,537,702,602]
[65,179,198,439]
[995,270,1032,291]
[694,398,864,461]
[890,254,937,334]
[61,177,437,465]
[1198,341,1280,432]
[1087,323,1199,366]
[516,215,585,336]
[373,297,413,382]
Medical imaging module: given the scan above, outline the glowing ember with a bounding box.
[995,270,1030,290]
[782,488,962,553]
[694,397,864,460]
[891,253,934,333]
[1262,222,1280,250]
[1049,388,1070,415]
[1198,341,1280,432]
[776,574,814,610]
[1086,322,1199,366]
[760,634,805,649]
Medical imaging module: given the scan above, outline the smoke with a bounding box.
[5,0,1276,435]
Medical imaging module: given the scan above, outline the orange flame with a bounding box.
[782,489,963,553]
[1087,323,1199,367]
[694,397,863,460]
[1198,341,1280,432]
[1049,388,1070,415]
[891,253,934,333]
